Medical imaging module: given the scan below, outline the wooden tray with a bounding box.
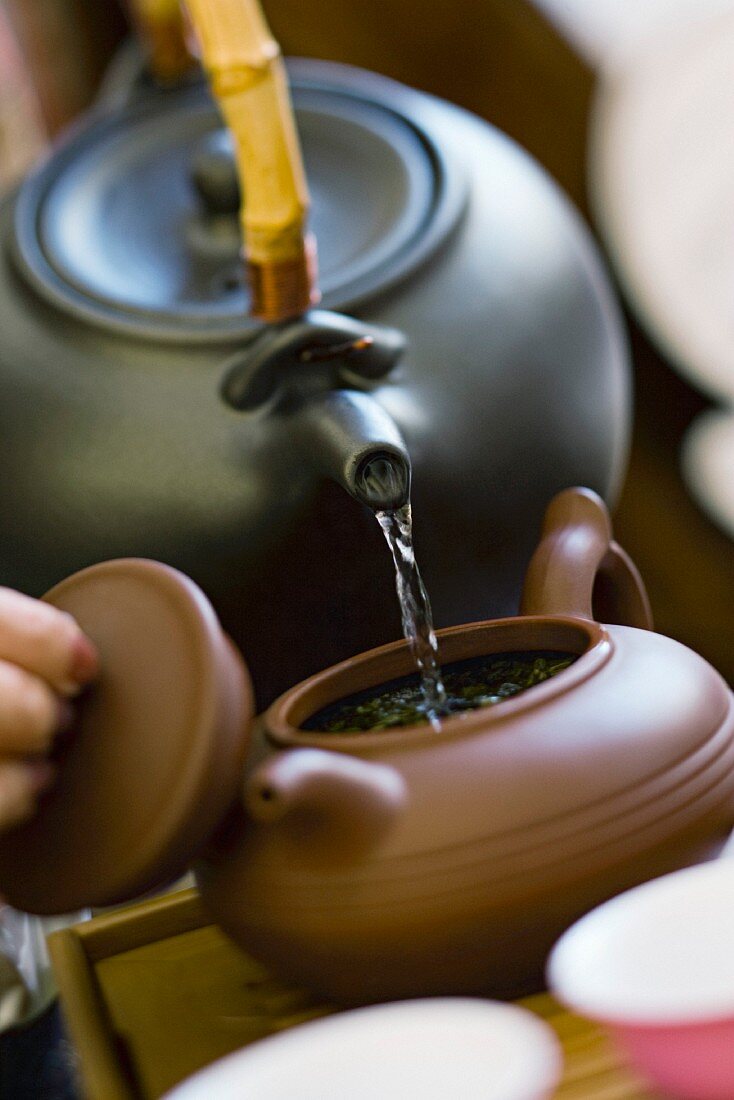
[48,889,656,1100]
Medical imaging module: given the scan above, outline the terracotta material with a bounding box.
[199,488,734,1001]
[1,489,732,1007]
[0,560,253,915]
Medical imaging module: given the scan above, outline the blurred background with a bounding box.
[1,0,733,685]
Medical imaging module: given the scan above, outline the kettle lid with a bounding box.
[14,60,466,343]
[0,560,254,914]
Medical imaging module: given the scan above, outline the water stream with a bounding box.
[357,452,448,726]
[307,455,574,735]
[376,503,449,727]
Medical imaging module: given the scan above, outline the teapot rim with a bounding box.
[263,615,612,750]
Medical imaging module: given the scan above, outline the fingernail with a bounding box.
[69,633,99,687]
[26,761,56,794]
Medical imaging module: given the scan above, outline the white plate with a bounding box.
[536,0,734,70]
[163,998,562,1100]
[590,6,734,405]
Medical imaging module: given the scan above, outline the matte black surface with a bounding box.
[15,63,463,341]
[0,59,631,706]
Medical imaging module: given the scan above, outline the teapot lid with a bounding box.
[0,560,254,914]
[13,60,466,343]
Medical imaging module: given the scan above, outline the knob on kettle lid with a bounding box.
[0,560,254,915]
[14,62,465,342]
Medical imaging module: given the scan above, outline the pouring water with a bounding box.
[358,455,448,727]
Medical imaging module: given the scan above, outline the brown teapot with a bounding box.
[0,488,732,1003]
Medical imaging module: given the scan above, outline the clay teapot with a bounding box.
[0,54,630,704]
[1,488,732,1005]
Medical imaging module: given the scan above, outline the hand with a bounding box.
[0,588,98,834]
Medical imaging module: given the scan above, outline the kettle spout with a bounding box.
[244,748,406,864]
[297,389,411,511]
[219,310,410,509]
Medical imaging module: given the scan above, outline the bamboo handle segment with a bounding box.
[185,0,320,321]
[127,0,193,84]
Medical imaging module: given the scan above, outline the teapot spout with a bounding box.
[297,389,411,511]
[244,748,406,864]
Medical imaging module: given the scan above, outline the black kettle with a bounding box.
[0,53,629,702]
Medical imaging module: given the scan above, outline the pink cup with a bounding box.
[547,859,734,1099]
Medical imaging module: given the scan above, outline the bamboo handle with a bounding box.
[127,0,193,84]
[184,0,319,321]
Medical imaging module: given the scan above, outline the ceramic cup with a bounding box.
[162,998,563,1100]
[547,859,734,1100]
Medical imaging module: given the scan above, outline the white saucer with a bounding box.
[163,998,562,1100]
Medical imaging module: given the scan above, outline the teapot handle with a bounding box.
[520,487,653,629]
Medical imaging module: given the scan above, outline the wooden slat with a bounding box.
[76,889,207,964]
[47,928,135,1100]
[50,894,660,1099]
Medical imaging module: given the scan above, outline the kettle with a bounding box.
[0,52,629,703]
[0,489,731,1006]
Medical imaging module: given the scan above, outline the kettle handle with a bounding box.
[520,487,653,629]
